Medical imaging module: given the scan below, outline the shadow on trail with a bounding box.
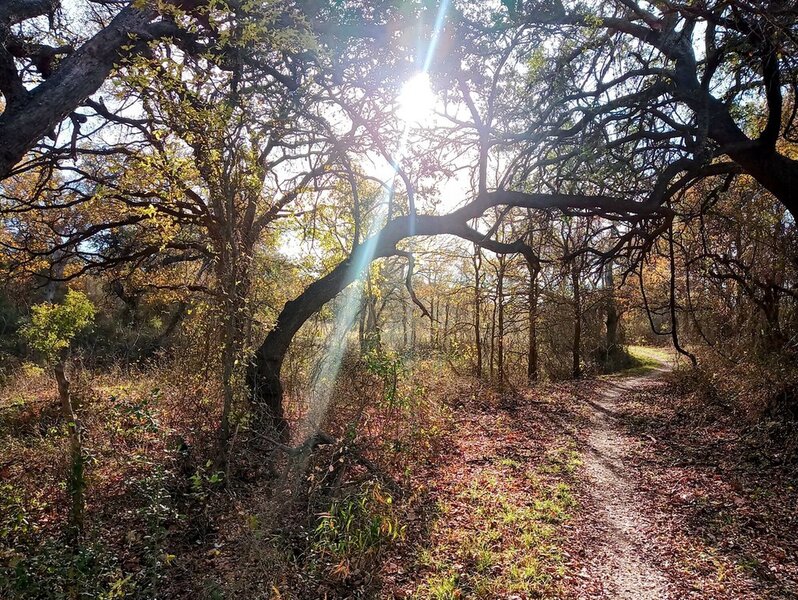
[596,369,798,599]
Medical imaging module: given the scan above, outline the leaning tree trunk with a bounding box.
[248,327,292,441]
[246,206,565,441]
[247,252,376,440]
[0,6,161,181]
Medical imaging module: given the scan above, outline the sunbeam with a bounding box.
[293,0,452,458]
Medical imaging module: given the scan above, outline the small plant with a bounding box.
[425,573,461,599]
[0,535,126,599]
[363,340,405,409]
[134,467,180,596]
[0,483,33,564]
[189,460,225,500]
[19,361,45,380]
[20,290,95,361]
[540,445,582,475]
[312,482,404,580]
[20,289,95,539]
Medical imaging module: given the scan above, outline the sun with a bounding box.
[397,72,435,124]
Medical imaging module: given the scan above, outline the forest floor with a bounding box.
[3,349,797,599]
[380,348,798,599]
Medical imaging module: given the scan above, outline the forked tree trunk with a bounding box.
[472,246,483,378]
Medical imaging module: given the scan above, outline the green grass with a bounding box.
[539,445,582,475]
[413,457,577,599]
[425,573,461,599]
[612,345,676,376]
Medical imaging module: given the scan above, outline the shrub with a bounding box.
[20,290,95,362]
[311,482,404,580]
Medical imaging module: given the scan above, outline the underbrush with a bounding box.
[310,482,404,585]
[0,340,460,599]
[0,333,598,599]
[247,349,456,598]
[0,356,232,599]
[615,355,798,597]
[669,351,798,462]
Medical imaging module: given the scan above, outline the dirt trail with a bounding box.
[386,352,793,599]
[577,368,672,599]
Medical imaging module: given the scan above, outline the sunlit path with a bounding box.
[578,374,672,599]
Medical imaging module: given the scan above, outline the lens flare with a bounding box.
[397,72,435,124]
[291,1,452,471]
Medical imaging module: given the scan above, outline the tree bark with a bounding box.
[489,291,496,381]
[472,245,483,378]
[429,297,435,349]
[668,227,698,367]
[0,5,165,179]
[496,255,505,386]
[604,261,620,353]
[527,266,539,382]
[443,297,450,354]
[54,348,84,540]
[571,262,582,378]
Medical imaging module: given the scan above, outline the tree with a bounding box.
[247,190,642,437]
[0,1,191,179]
[511,0,798,218]
[4,0,369,456]
[472,243,484,377]
[20,288,95,538]
[12,0,782,444]
[676,176,797,355]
